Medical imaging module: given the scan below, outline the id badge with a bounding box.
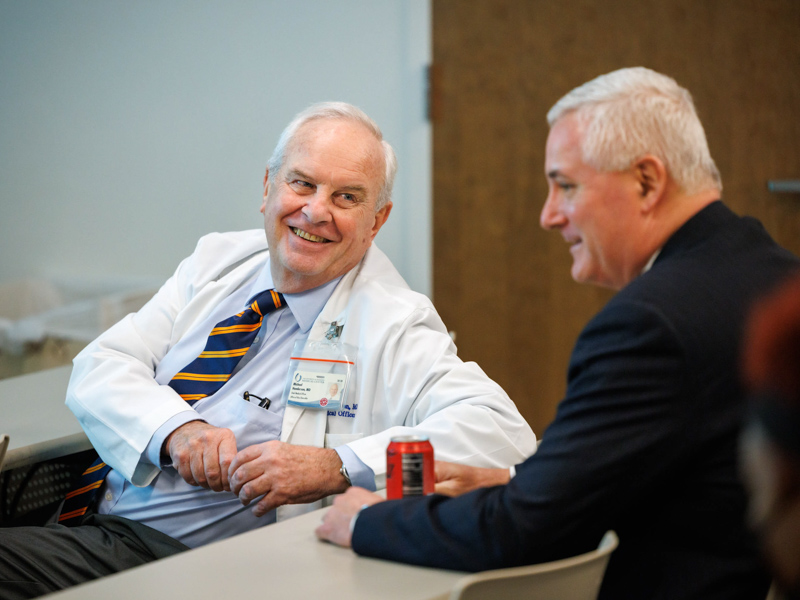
[284,339,355,410]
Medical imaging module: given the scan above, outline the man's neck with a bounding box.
[661,188,721,234]
[623,187,721,289]
[649,186,719,251]
[270,267,333,295]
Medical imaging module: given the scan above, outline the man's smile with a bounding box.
[291,227,330,243]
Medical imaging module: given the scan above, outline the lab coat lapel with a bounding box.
[275,258,362,521]
[278,259,360,443]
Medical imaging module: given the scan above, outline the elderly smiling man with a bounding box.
[0,102,534,599]
[317,69,800,599]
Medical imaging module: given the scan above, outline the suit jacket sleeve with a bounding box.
[353,298,686,571]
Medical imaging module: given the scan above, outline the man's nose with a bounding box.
[301,192,332,223]
[540,193,566,230]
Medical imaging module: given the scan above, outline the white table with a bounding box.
[0,365,90,471]
[43,505,466,600]
[1,368,466,598]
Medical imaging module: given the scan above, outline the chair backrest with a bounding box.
[0,434,9,472]
[765,581,778,600]
[449,531,619,600]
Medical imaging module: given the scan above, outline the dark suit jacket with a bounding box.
[353,202,800,599]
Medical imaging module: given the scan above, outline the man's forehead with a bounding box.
[293,119,380,159]
[545,115,584,174]
[285,120,383,186]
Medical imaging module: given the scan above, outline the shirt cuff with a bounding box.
[145,412,205,467]
[334,445,376,491]
[350,503,371,534]
[509,465,516,479]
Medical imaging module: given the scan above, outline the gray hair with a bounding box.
[547,67,722,194]
[267,101,397,210]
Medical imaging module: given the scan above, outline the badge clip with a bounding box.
[325,321,343,340]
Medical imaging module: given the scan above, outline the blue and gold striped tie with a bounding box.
[58,289,285,525]
[168,289,285,404]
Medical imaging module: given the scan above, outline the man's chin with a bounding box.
[570,261,590,285]
[269,253,326,288]
[570,266,604,288]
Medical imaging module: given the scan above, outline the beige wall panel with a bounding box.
[433,0,800,436]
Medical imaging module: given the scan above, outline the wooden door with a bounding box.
[432,0,800,436]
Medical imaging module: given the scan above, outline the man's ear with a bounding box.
[369,201,393,240]
[634,155,668,213]
[263,168,271,195]
[260,169,270,214]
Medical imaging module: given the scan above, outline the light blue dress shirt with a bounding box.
[96,261,374,548]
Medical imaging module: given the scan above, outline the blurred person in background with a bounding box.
[741,273,800,600]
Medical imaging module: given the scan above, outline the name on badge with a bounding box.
[287,370,346,409]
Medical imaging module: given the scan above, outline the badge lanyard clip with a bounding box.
[325,321,343,340]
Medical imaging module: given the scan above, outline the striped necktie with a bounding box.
[58,289,286,526]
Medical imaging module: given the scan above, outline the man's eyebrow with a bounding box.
[546,169,564,180]
[339,183,369,193]
[286,168,313,181]
[286,168,370,194]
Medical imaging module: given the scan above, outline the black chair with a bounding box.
[0,448,95,526]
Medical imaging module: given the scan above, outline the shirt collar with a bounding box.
[247,263,341,334]
[641,248,662,275]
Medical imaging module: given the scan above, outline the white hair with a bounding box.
[267,101,397,209]
[547,67,722,194]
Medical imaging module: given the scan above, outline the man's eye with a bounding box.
[557,182,575,191]
[334,193,359,207]
[333,192,361,208]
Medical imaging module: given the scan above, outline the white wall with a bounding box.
[0,0,432,296]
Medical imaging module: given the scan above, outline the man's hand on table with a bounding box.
[315,487,384,547]
[228,441,349,517]
[435,460,511,496]
[165,420,238,492]
[315,460,514,548]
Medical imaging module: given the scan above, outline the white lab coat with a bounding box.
[66,230,535,519]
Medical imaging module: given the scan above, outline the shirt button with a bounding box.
[253,337,260,344]
[105,492,113,501]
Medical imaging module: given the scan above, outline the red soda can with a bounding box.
[386,435,434,500]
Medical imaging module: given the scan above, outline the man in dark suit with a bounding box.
[316,67,800,599]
